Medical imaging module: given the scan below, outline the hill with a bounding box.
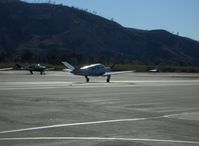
[0,0,199,66]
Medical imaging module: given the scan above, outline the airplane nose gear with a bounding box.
[85,76,90,82]
[106,75,111,83]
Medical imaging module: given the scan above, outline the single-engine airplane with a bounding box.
[16,63,47,75]
[149,66,160,72]
[62,61,133,82]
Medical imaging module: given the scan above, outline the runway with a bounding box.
[0,71,199,146]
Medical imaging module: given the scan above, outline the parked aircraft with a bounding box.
[62,61,133,82]
[16,64,47,75]
[149,66,160,72]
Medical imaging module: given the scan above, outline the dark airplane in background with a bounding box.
[16,64,47,75]
[62,61,133,82]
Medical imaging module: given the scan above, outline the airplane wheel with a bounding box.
[85,76,89,82]
[106,75,111,83]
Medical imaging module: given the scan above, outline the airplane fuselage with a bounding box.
[24,64,46,74]
[71,64,111,76]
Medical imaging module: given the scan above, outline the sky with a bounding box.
[24,0,199,41]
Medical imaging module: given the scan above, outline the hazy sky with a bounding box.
[24,0,199,41]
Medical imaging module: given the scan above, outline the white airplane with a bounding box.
[62,61,133,82]
[149,66,159,72]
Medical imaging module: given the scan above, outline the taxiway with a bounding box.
[0,71,199,146]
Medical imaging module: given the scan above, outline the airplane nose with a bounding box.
[106,67,111,71]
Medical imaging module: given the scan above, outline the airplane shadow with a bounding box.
[69,81,136,86]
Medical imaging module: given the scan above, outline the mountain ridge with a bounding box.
[0,0,199,66]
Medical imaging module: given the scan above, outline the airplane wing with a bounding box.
[149,69,157,72]
[63,68,72,72]
[0,67,13,71]
[103,70,134,76]
[45,68,55,71]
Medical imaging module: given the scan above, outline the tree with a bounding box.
[20,49,33,61]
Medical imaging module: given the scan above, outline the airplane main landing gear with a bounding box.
[106,75,111,83]
[40,71,45,75]
[85,76,89,82]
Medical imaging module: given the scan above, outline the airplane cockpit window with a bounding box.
[29,65,35,69]
[95,64,105,69]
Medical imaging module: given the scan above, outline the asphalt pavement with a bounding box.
[0,71,199,146]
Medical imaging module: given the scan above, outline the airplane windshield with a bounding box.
[81,64,105,69]
[96,64,105,69]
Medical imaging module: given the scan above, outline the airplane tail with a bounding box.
[62,61,75,71]
[16,64,22,68]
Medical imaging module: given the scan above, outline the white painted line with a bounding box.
[113,80,199,83]
[1,80,199,90]
[0,117,151,134]
[0,137,199,144]
[1,81,70,85]
[1,82,198,90]
[0,87,67,90]
[0,112,196,134]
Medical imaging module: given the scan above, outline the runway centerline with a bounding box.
[0,117,154,134]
